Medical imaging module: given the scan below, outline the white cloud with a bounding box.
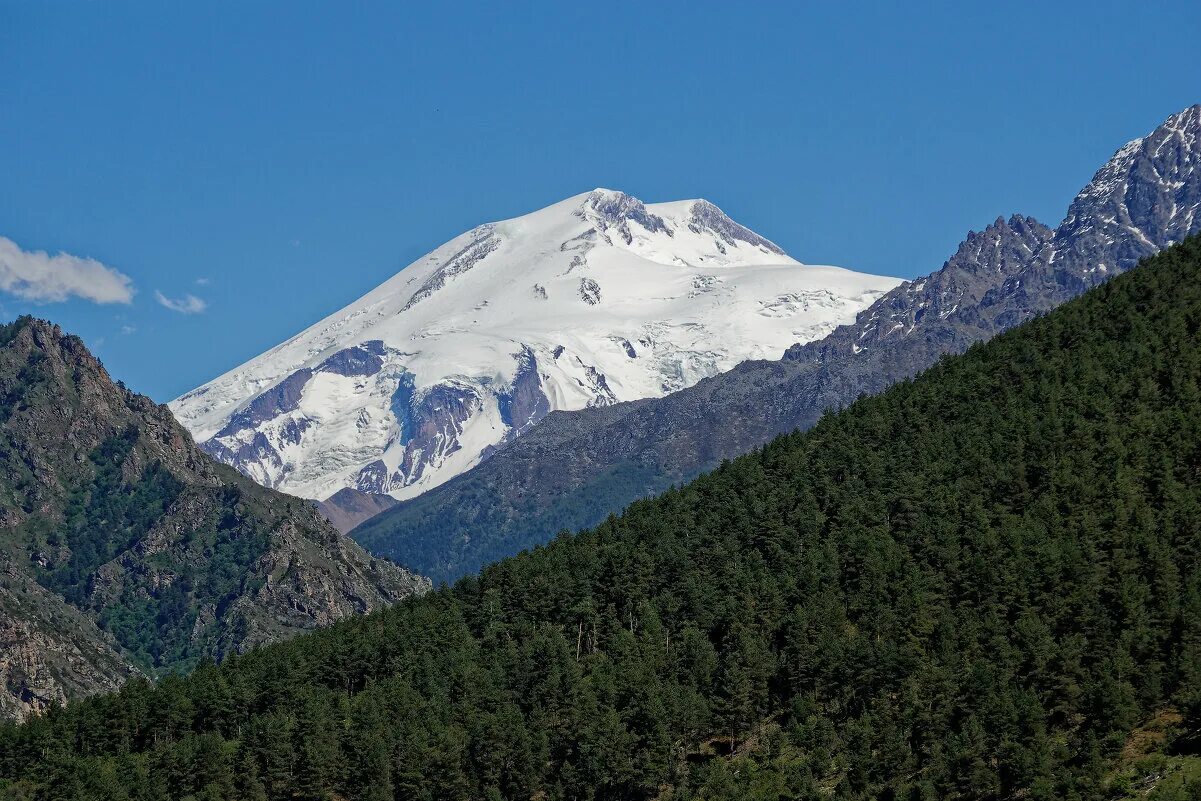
[194,277,210,286]
[120,324,136,335]
[0,236,135,304]
[154,290,207,314]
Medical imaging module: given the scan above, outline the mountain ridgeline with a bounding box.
[0,319,429,720]
[3,236,1201,799]
[353,103,1201,584]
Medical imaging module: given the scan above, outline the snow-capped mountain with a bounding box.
[171,189,901,503]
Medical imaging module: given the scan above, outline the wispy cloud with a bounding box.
[194,277,210,286]
[120,324,137,335]
[154,290,207,314]
[0,236,135,304]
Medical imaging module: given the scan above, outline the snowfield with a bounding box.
[171,189,903,502]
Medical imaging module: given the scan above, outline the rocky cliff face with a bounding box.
[1051,104,1201,281]
[351,104,1201,584]
[792,215,1055,362]
[0,561,133,720]
[0,318,429,719]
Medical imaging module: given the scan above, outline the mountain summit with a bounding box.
[171,190,900,505]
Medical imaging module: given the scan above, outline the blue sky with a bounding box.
[1,1,1198,401]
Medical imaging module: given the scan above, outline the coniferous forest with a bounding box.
[3,238,1201,799]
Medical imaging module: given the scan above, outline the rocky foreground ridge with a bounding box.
[0,318,429,719]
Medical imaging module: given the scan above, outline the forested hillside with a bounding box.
[0,319,428,720]
[4,238,1201,799]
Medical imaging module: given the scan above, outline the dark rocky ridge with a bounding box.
[401,227,500,312]
[581,189,672,243]
[688,198,787,254]
[0,318,429,719]
[351,104,1201,584]
[497,346,551,439]
[317,340,387,377]
[219,367,313,434]
[390,382,481,488]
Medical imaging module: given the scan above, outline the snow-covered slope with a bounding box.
[171,189,902,502]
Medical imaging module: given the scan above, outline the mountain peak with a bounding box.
[0,315,158,422]
[3,316,74,353]
[172,190,899,503]
[356,108,1201,589]
[1162,103,1201,133]
[947,214,1053,273]
[1051,103,1201,278]
[569,190,787,255]
[577,188,671,237]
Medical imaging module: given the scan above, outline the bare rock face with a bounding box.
[0,562,134,721]
[498,346,551,439]
[220,368,314,433]
[351,105,1201,585]
[316,340,387,377]
[1051,104,1201,282]
[401,227,501,312]
[578,277,602,305]
[780,214,1056,369]
[388,381,483,490]
[579,189,671,243]
[687,199,787,254]
[0,318,430,719]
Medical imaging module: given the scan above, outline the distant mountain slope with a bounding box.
[171,190,899,506]
[313,487,398,534]
[6,235,1201,800]
[354,104,1201,584]
[0,318,429,719]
